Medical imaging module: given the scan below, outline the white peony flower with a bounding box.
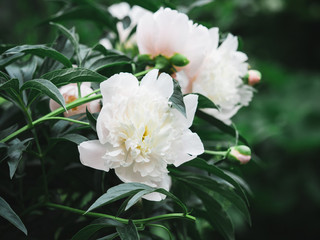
[78,69,204,201]
[100,2,150,49]
[191,30,254,125]
[136,8,211,82]
[49,82,101,117]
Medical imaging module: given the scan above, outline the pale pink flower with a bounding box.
[247,69,261,86]
[49,83,101,117]
[78,70,204,201]
[136,8,211,82]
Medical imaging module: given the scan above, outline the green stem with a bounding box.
[46,202,196,224]
[37,117,90,126]
[134,68,154,77]
[204,150,228,157]
[0,94,102,143]
[77,82,82,98]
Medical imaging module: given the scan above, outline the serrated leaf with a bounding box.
[41,68,106,87]
[0,45,72,68]
[196,110,248,145]
[169,80,186,117]
[7,138,32,179]
[86,108,97,131]
[0,196,27,235]
[183,158,248,204]
[116,220,140,240]
[21,79,66,109]
[71,219,123,240]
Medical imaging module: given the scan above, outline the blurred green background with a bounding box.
[1,0,319,239]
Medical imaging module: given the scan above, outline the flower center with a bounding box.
[65,95,78,111]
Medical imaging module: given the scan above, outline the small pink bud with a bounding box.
[247,70,261,86]
[227,145,251,165]
[49,83,101,117]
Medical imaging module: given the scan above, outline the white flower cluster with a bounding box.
[79,70,203,201]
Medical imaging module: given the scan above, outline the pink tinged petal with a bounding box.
[100,73,139,105]
[173,130,204,167]
[78,140,109,172]
[137,12,157,55]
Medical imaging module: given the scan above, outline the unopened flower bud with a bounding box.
[246,70,261,86]
[137,54,153,63]
[170,53,190,67]
[227,145,251,165]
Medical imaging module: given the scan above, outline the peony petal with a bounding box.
[183,94,198,128]
[140,69,159,87]
[143,174,172,201]
[173,130,204,167]
[78,140,109,171]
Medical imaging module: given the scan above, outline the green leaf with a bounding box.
[188,186,235,240]
[96,233,119,240]
[53,133,88,145]
[193,93,218,109]
[196,110,248,145]
[183,158,248,204]
[175,174,251,225]
[169,80,186,117]
[116,220,140,240]
[86,183,153,213]
[5,56,38,82]
[71,219,123,240]
[87,183,188,214]
[89,55,131,72]
[0,78,19,92]
[7,138,32,179]
[21,79,66,109]
[41,68,106,87]
[122,0,162,11]
[50,22,81,64]
[0,124,18,142]
[0,196,27,235]
[86,108,97,131]
[0,45,72,68]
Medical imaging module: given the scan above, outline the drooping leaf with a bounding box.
[41,68,106,87]
[183,158,248,204]
[21,79,66,109]
[0,196,28,235]
[7,138,32,179]
[0,45,72,68]
[188,185,235,240]
[169,80,186,117]
[71,219,123,240]
[116,220,140,240]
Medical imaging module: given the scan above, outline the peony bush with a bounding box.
[0,1,261,239]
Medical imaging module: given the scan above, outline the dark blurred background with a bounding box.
[1,0,319,239]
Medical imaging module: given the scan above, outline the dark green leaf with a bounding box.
[169,80,186,117]
[50,22,81,64]
[89,55,131,72]
[122,0,162,11]
[86,183,153,213]
[193,93,218,109]
[0,78,19,92]
[196,110,248,145]
[53,133,88,145]
[0,70,10,80]
[0,196,27,235]
[5,56,38,82]
[7,138,32,179]
[21,79,66,109]
[41,68,106,87]
[116,220,140,240]
[71,219,123,240]
[86,108,97,131]
[97,233,119,240]
[0,124,18,140]
[0,45,72,68]
[188,185,234,240]
[183,158,248,204]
